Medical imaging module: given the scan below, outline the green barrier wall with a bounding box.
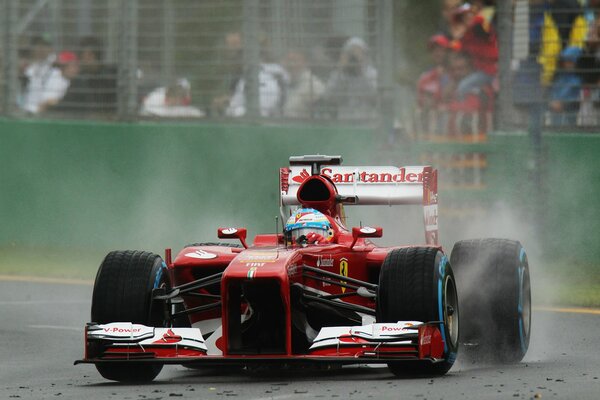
[0,119,378,252]
[544,134,600,262]
[414,132,600,263]
[1,119,599,262]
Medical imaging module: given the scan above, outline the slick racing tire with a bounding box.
[450,239,531,363]
[91,250,168,382]
[377,247,458,376]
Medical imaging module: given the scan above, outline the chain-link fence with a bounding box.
[6,1,600,131]
[0,0,395,124]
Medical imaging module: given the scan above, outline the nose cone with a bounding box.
[223,249,298,281]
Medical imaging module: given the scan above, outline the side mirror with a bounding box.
[350,226,382,249]
[218,227,248,249]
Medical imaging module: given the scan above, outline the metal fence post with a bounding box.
[2,0,18,115]
[162,0,175,84]
[332,0,366,39]
[243,0,260,119]
[77,0,93,37]
[50,0,63,52]
[497,0,514,130]
[106,0,120,64]
[0,0,5,113]
[117,0,138,120]
[377,0,395,142]
[271,0,285,61]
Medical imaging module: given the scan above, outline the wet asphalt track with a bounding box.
[1,279,599,400]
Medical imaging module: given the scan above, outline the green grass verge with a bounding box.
[0,246,108,281]
[548,284,600,308]
[532,259,600,308]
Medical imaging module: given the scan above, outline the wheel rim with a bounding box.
[519,267,531,343]
[444,275,459,349]
[151,262,170,327]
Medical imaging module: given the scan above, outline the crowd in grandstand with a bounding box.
[19,35,118,117]
[526,0,600,126]
[15,0,600,126]
[208,31,378,120]
[416,0,497,137]
[417,0,600,131]
[16,31,378,121]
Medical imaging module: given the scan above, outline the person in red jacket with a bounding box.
[452,2,498,91]
[417,34,455,109]
[416,34,461,134]
[444,51,494,136]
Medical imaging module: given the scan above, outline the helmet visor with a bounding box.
[286,226,328,244]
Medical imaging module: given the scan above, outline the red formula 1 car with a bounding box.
[76,155,531,382]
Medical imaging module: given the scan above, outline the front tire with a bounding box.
[91,250,168,382]
[377,247,458,376]
[450,239,531,363]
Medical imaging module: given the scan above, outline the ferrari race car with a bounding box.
[76,155,531,382]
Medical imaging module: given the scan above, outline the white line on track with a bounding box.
[0,274,93,285]
[28,325,81,331]
[0,300,88,305]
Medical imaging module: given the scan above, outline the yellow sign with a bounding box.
[340,258,349,293]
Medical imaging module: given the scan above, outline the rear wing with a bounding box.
[279,160,439,245]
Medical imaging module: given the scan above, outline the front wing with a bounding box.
[75,321,446,366]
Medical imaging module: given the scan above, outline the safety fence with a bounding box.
[5,1,600,132]
[0,0,392,123]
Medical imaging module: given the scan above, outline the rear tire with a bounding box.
[91,250,168,382]
[450,239,531,363]
[377,247,458,376]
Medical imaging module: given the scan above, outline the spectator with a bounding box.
[455,2,498,81]
[141,78,205,118]
[417,34,454,110]
[225,62,289,117]
[37,51,80,113]
[21,36,56,114]
[549,46,583,125]
[444,51,494,135]
[444,50,491,102]
[310,35,351,80]
[576,2,600,125]
[281,49,325,118]
[211,32,289,117]
[416,34,455,135]
[441,0,465,40]
[52,36,117,114]
[578,0,600,85]
[211,32,244,116]
[446,2,498,97]
[320,37,378,120]
[536,0,588,85]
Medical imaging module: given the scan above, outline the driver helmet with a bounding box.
[285,208,334,244]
